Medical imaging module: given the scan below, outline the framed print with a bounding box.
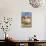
[21,12,32,28]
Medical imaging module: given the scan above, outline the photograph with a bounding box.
[21,12,32,28]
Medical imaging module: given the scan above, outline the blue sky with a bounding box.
[21,12,32,16]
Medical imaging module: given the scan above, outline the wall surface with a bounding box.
[0,0,46,40]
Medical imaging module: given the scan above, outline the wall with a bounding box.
[44,15,46,40]
[0,0,46,40]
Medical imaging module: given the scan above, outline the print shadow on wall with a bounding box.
[21,12,32,28]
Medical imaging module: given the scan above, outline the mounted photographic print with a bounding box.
[29,0,43,8]
[21,12,32,28]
